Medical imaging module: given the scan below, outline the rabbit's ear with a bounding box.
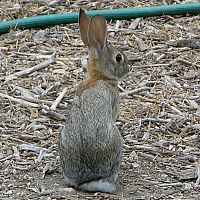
[88,15,107,56]
[79,9,90,47]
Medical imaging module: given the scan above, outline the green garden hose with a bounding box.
[0,3,200,34]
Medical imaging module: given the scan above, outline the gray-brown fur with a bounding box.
[58,9,129,193]
[59,81,121,191]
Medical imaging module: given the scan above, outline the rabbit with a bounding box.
[58,8,129,194]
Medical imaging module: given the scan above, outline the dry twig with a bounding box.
[50,87,68,110]
[0,92,39,108]
[4,52,56,82]
[120,87,151,97]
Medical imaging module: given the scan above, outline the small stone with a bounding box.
[6,190,13,195]
[33,30,46,41]
[184,183,192,190]
[129,18,143,30]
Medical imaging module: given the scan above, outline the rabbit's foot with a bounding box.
[78,179,116,193]
[64,176,78,187]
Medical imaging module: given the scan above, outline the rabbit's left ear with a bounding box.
[79,8,90,48]
[88,15,107,54]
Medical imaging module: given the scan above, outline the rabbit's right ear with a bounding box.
[88,15,107,56]
[79,9,90,48]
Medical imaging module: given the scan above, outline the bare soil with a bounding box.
[0,1,200,199]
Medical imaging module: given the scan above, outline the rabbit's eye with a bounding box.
[116,54,122,62]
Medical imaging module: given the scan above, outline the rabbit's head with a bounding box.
[79,9,129,81]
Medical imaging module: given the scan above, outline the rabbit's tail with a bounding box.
[78,179,116,194]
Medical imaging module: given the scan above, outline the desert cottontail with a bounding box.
[59,9,129,193]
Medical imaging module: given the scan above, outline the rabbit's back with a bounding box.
[59,81,122,185]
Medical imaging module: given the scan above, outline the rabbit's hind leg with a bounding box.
[78,179,116,194]
[64,176,78,188]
